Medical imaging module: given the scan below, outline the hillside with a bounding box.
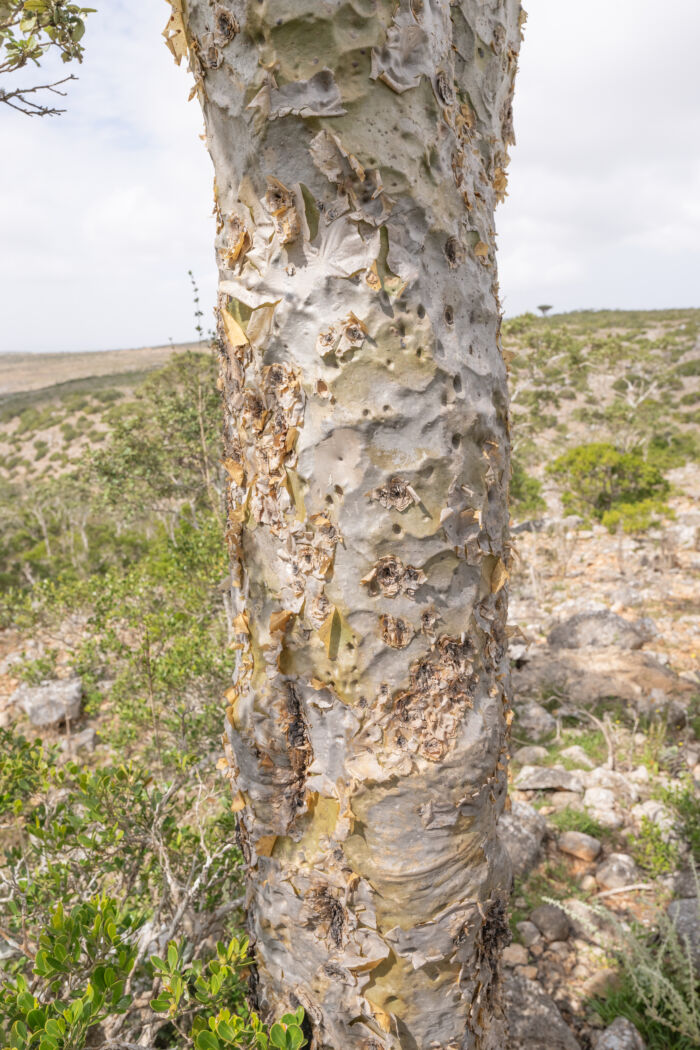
[0,311,698,1050]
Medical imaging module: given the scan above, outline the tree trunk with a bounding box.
[170,2,522,1046]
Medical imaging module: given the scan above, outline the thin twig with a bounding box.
[595,883,655,899]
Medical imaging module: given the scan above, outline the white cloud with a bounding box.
[0,0,698,351]
[498,0,700,314]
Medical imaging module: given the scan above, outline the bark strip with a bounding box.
[174,2,522,1046]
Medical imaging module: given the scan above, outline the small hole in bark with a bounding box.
[452,433,461,448]
[445,305,454,325]
[416,347,423,358]
[335,485,343,496]
[453,374,462,393]
[362,408,370,417]
[346,642,354,651]
[392,524,402,535]
[383,405,391,413]
[325,495,333,504]
[417,304,426,318]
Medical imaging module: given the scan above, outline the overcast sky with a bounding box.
[1,0,699,354]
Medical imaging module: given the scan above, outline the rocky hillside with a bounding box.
[0,312,698,1050]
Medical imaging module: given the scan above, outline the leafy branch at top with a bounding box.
[0,0,94,116]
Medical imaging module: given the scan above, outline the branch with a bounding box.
[0,74,77,116]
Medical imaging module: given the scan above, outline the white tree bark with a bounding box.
[168,2,522,1046]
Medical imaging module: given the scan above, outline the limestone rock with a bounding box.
[516,765,584,793]
[516,920,542,947]
[499,800,547,879]
[503,943,529,967]
[11,678,82,728]
[504,973,580,1049]
[515,702,556,741]
[596,853,638,891]
[559,744,595,769]
[513,745,549,765]
[558,830,602,862]
[594,1016,646,1049]
[530,903,571,942]
[512,648,693,711]
[547,610,650,650]
[667,898,700,975]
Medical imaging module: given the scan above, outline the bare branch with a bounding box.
[0,74,77,116]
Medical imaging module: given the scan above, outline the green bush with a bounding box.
[0,730,303,1050]
[547,442,670,528]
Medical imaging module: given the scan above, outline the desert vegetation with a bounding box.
[0,309,698,1049]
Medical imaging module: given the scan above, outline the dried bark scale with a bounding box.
[167,2,523,1046]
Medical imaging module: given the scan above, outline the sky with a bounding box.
[0,0,699,354]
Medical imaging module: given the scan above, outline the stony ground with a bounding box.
[1,313,698,1049]
[500,467,700,1049]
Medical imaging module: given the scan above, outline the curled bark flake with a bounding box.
[213,4,239,45]
[366,477,418,512]
[388,635,477,761]
[304,886,347,949]
[283,683,313,814]
[379,614,414,650]
[316,314,367,361]
[200,38,223,69]
[221,214,251,268]
[361,555,426,599]
[435,69,455,105]
[265,177,301,244]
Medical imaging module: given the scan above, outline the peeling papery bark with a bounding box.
[171,1,522,1046]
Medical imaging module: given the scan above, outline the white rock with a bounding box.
[630,799,675,836]
[596,853,638,891]
[594,1016,646,1049]
[559,744,595,769]
[11,678,82,728]
[583,786,616,810]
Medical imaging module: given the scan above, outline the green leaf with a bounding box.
[149,997,171,1013]
[195,1032,220,1050]
[167,942,179,970]
[269,1024,287,1049]
[285,1024,305,1050]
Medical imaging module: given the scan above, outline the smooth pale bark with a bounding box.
[168,2,522,1047]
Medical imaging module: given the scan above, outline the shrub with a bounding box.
[547,442,670,527]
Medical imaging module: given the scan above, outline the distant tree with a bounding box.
[537,303,553,316]
[0,0,93,116]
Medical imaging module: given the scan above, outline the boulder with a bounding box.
[61,727,97,755]
[503,943,529,966]
[584,768,639,804]
[630,799,675,837]
[594,1017,646,1049]
[499,801,547,879]
[595,853,638,891]
[530,903,571,942]
[512,648,693,711]
[515,702,556,741]
[558,830,602,862]
[667,898,700,975]
[516,920,542,948]
[583,787,616,811]
[547,611,649,650]
[11,678,82,728]
[504,974,580,1049]
[516,766,584,793]
[513,745,549,765]
[559,744,595,769]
